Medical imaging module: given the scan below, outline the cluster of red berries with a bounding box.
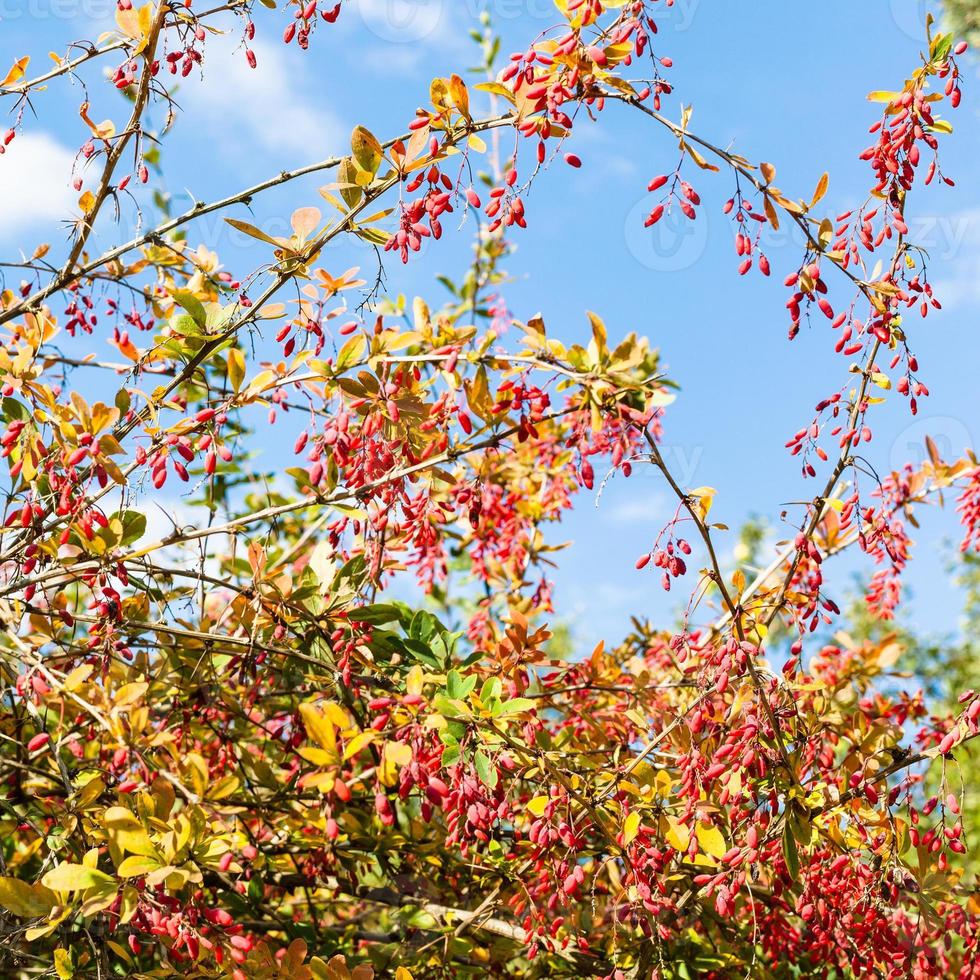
[282,0,342,49]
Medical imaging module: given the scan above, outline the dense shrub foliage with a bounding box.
[1,2,980,977]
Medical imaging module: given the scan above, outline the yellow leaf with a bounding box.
[623,811,641,846]
[298,747,337,767]
[64,664,94,691]
[683,140,719,172]
[587,310,607,358]
[527,796,549,817]
[115,3,155,54]
[379,741,413,787]
[104,807,156,857]
[299,771,336,794]
[117,855,160,878]
[0,877,58,918]
[209,774,241,800]
[811,172,829,208]
[343,730,376,761]
[689,486,716,522]
[763,195,780,231]
[41,864,115,893]
[760,161,776,184]
[299,703,338,754]
[324,702,350,730]
[78,191,96,215]
[92,119,116,140]
[395,969,414,980]
[818,217,834,250]
[385,741,413,767]
[113,681,147,707]
[54,948,73,980]
[228,347,246,393]
[406,664,424,696]
[696,823,727,860]
[351,126,384,175]
[448,74,470,117]
[224,218,283,247]
[664,818,690,853]
[1,56,29,88]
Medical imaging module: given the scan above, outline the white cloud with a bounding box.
[180,39,346,159]
[347,0,467,74]
[601,492,667,525]
[0,132,76,242]
[141,495,200,547]
[352,0,452,46]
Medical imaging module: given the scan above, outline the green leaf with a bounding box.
[931,32,953,64]
[782,824,800,882]
[169,313,205,338]
[479,677,502,703]
[114,510,146,547]
[348,603,402,625]
[446,670,476,700]
[440,734,460,768]
[2,397,30,422]
[336,334,367,372]
[474,748,497,788]
[174,290,207,327]
[494,697,535,717]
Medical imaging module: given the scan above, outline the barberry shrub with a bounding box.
[0,2,979,978]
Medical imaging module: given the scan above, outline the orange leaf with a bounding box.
[1,56,29,89]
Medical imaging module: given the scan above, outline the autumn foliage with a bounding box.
[2,1,980,978]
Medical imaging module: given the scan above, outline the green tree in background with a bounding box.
[846,550,980,877]
[946,0,980,45]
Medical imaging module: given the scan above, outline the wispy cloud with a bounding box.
[600,492,667,525]
[0,133,76,244]
[179,39,347,160]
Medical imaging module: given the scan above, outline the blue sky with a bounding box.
[2,0,979,652]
